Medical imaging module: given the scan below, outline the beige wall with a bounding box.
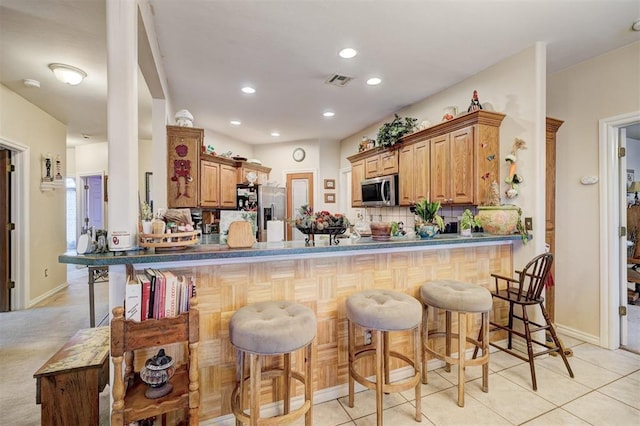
[340,44,545,270]
[0,84,67,304]
[548,41,640,338]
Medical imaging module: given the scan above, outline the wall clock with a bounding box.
[292,147,306,162]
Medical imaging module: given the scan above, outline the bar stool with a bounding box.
[230,300,316,426]
[346,289,422,426]
[420,280,492,407]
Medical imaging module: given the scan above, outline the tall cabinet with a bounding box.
[545,117,563,323]
[167,126,203,208]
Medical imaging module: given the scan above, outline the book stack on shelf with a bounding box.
[125,268,196,322]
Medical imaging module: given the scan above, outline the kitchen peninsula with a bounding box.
[60,234,520,421]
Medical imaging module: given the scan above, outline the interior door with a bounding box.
[0,149,12,311]
[79,173,105,234]
[286,172,314,241]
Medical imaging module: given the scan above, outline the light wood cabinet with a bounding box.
[200,160,220,207]
[365,150,398,179]
[167,126,202,208]
[429,127,474,204]
[399,140,429,205]
[200,156,238,208]
[237,163,271,185]
[351,159,365,207]
[404,110,505,206]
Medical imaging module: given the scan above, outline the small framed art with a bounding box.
[324,193,336,203]
[324,179,335,190]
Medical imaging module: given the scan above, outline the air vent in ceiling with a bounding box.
[325,73,354,87]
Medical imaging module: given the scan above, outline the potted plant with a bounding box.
[140,201,154,234]
[460,209,480,237]
[376,114,418,148]
[413,199,445,238]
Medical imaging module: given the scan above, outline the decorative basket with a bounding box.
[139,230,200,250]
[296,225,347,246]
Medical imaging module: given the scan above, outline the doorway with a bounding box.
[285,172,314,241]
[0,149,11,311]
[77,173,106,237]
[599,111,640,351]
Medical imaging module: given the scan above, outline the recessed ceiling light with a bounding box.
[366,77,382,86]
[338,48,357,59]
[633,19,640,31]
[230,120,241,126]
[48,63,87,85]
[241,86,256,94]
[271,132,280,137]
[323,111,335,118]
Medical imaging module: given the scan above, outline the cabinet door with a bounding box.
[351,160,365,207]
[380,150,398,175]
[167,127,202,208]
[413,140,429,203]
[399,145,415,205]
[200,161,220,207]
[430,134,450,203]
[449,126,474,204]
[220,164,237,208]
[364,156,380,179]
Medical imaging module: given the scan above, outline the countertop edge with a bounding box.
[59,234,522,266]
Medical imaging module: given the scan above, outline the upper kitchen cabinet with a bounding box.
[167,126,202,208]
[398,139,429,206]
[364,149,398,179]
[237,162,271,186]
[403,110,505,206]
[200,155,237,208]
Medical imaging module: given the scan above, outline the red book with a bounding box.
[137,273,151,321]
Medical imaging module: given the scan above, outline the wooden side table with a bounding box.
[34,327,109,426]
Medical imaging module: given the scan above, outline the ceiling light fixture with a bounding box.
[366,77,382,86]
[230,120,241,126]
[271,132,280,137]
[48,63,87,85]
[241,86,256,94]
[339,48,357,59]
[633,19,640,31]
[323,111,335,118]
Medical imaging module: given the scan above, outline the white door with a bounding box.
[286,172,314,241]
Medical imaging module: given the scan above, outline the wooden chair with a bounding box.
[480,253,574,390]
[110,298,199,425]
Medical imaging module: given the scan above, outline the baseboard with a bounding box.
[555,323,599,346]
[28,282,69,308]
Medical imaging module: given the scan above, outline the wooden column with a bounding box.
[545,117,564,323]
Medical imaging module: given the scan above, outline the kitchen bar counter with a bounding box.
[59,233,520,422]
[59,233,521,266]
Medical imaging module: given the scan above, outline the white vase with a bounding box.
[142,221,153,234]
[460,228,472,237]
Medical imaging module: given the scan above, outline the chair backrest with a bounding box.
[519,253,554,301]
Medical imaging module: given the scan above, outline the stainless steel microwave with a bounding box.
[360,175,398,207]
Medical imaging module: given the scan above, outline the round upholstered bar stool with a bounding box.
[230,301,316,426]
[346,290,422,426]
[420,280,492,407]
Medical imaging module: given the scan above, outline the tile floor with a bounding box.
[285,336,640,426]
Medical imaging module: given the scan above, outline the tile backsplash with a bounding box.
[347,205,478,232]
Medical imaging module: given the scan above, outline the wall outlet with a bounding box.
[525,217,533,231]
[364,330,372,345]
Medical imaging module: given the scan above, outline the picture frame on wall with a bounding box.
[628,169,634,189]
[324,193,335,203]
[324,179,335,190]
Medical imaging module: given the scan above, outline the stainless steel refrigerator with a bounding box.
[236,184,286,242]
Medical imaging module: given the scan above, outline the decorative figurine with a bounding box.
[174,109,194,127]
[504,138,528,198]
[467,90,483,112]
[140,349,175,399]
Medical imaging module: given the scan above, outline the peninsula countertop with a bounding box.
[59,233,522,266]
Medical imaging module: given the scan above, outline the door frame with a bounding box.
[0,137,29,310]
[77,171,106,237]
[599,110,640,349]
[283,169,316,241]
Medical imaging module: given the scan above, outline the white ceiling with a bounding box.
[1,0,639,148]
